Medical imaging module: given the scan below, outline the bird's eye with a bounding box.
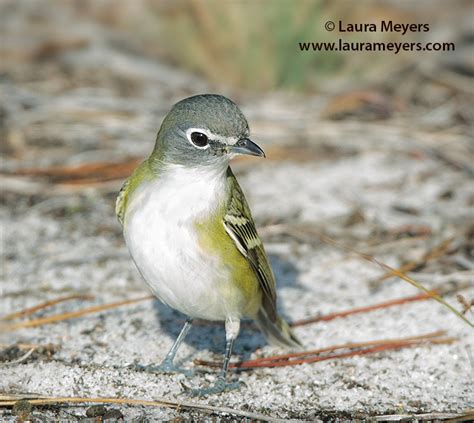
[190,132,209,147]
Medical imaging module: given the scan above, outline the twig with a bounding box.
[195,331,456,369]
[1,295,154,331]
[0,395,278,421]
[1,294,95,321]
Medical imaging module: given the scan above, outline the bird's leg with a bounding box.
[135,318,194,376]
[159,318,193,370]
[190,317,242,396]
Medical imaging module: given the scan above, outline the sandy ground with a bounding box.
[1,1,473,421]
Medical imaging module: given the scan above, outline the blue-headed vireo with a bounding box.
[116,94,300,396]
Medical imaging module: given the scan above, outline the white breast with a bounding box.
[124,163,233,320]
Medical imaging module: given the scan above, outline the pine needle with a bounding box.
[1,294,95,321]
[290,291,435,326]
[1,295,154,331]
[0,395,278,421]
[195,330,456,369]
[262,224,474,328]
[371,238,454,284]
[290,282,469,326]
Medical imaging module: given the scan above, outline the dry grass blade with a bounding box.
[1,294,95,321]
[0,395,277,421]
[372,238,454,285]
[2,295,154,331]
[195,331,456,369]
[0,348,35,366]
[262,224,474,328]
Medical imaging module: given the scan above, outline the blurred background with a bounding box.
[1,0,473,420]
[1,0,473,165]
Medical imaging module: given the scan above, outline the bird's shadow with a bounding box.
[151,253,304,363]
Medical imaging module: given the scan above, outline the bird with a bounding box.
[116,94,300,396]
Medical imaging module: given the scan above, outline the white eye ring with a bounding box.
[186,128,212,149]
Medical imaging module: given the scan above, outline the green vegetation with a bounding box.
[141,0,344,91]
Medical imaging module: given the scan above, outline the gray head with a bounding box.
[151,94,264,167]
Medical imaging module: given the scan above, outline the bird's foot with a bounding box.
[189,378,242,397]
[132,359,194,377]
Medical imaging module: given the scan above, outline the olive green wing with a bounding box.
[223,168,278,322]
[115,160,154,227]
[115,177,131,226]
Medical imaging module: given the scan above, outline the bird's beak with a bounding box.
[231,138,266,158]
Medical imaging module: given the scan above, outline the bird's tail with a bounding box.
[255,309,302,349]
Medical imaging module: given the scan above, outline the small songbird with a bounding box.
[116,94,300,396]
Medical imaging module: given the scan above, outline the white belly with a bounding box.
[123,164,234,321]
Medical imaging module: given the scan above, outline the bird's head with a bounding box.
[151,94,265,168]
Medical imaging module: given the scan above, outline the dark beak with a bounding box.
[231,138,266,158]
